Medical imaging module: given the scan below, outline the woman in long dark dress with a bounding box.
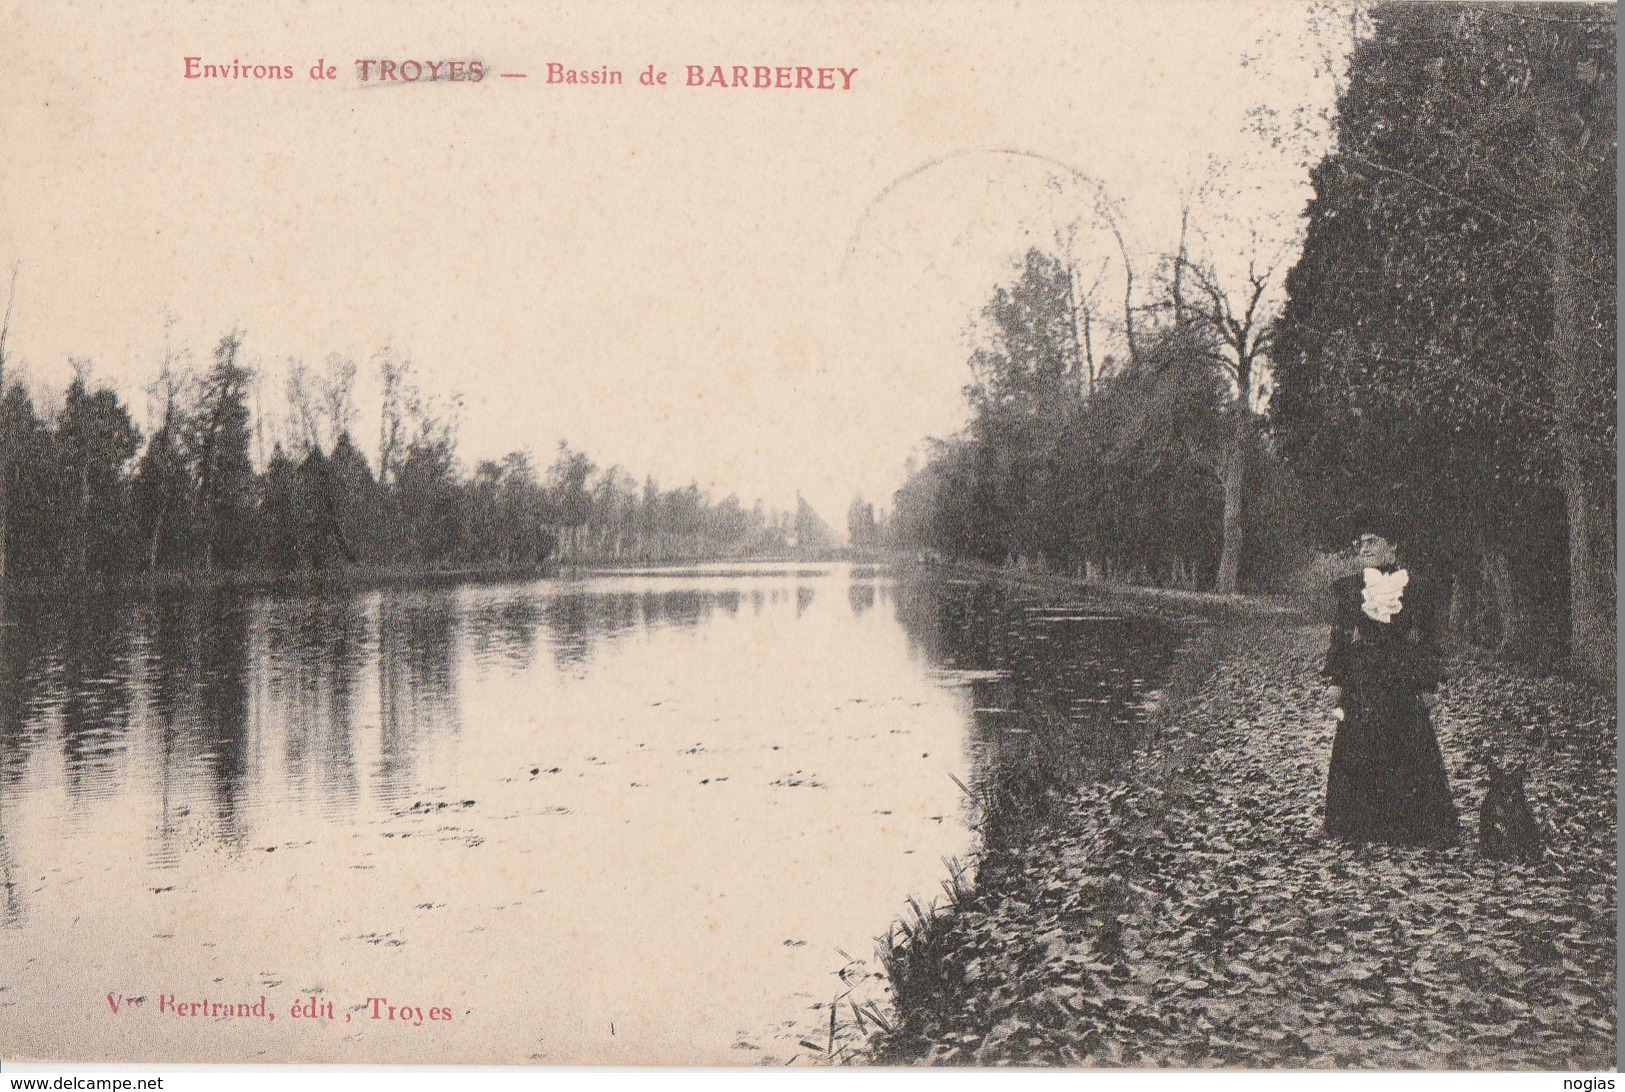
[1323,531,1460,845]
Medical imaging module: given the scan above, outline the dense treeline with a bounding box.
[884,3,1614,683]
[884,249,1305,591]
[0,331,793,583]
[1273,2,1615,682]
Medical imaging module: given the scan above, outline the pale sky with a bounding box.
[2,0,1346,529]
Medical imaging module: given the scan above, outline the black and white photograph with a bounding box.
[0,0,1615,1076]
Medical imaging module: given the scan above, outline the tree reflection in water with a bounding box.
[0,567,1174,949]
[890,573,1178,869]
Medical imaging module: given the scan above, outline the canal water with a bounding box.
[0,563,1175,1063]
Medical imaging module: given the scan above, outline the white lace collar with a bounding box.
[1361,567,1409,623]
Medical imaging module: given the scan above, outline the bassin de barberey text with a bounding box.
[182,56,859,90]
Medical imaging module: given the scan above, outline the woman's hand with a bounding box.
[1421,691,1440,709]
[1327,685,1343,706]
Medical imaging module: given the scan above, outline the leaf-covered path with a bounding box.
[871,619,1616,1068]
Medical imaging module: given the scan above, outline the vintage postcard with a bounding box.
[0,0,1615,1073]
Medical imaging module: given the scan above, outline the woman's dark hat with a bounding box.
[1323,493,1411,552]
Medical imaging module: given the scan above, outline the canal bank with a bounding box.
[857,567,1616,1068]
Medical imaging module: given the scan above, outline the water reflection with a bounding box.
[0,563,1176,1065]
[848,583,876,617]
[890,573,1178,858]
[468,596,544,672]
[374,591,460,802]
[0,811,19,927]
[0,600,60,790]
[57,594,136,805]
[0,571,886,906]
[455,586,774,679]
[258,595,369,817]
[0,568,1176,914]
[197,596,251,841]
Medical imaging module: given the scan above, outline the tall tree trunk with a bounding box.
[1448,565,1483,647]
[1557,464,1614,684]
[1064,263,1086,391]
[1108,222,1137,367]
[1171,205,1189,326]
[1548,201,1615,687]
[77,464,90,577]
[1483,547,1538,660]
[148,511,164,573]
[1081,309,1095,396]
[1215,410,1248,594]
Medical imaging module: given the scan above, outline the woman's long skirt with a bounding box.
[1325,685,1459,845]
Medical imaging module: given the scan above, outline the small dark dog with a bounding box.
[1479,759,1543,863]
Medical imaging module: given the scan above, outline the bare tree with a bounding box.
[375,344,414,488]
[1177,245,1279,594]
[285,357,322,454]
[320,354,359,444]
[1057,255,1112,398]
[1106,219,1140,367]
[136,316,195,573]
[1169,205,1191,326]
[1039,168,1140,389]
